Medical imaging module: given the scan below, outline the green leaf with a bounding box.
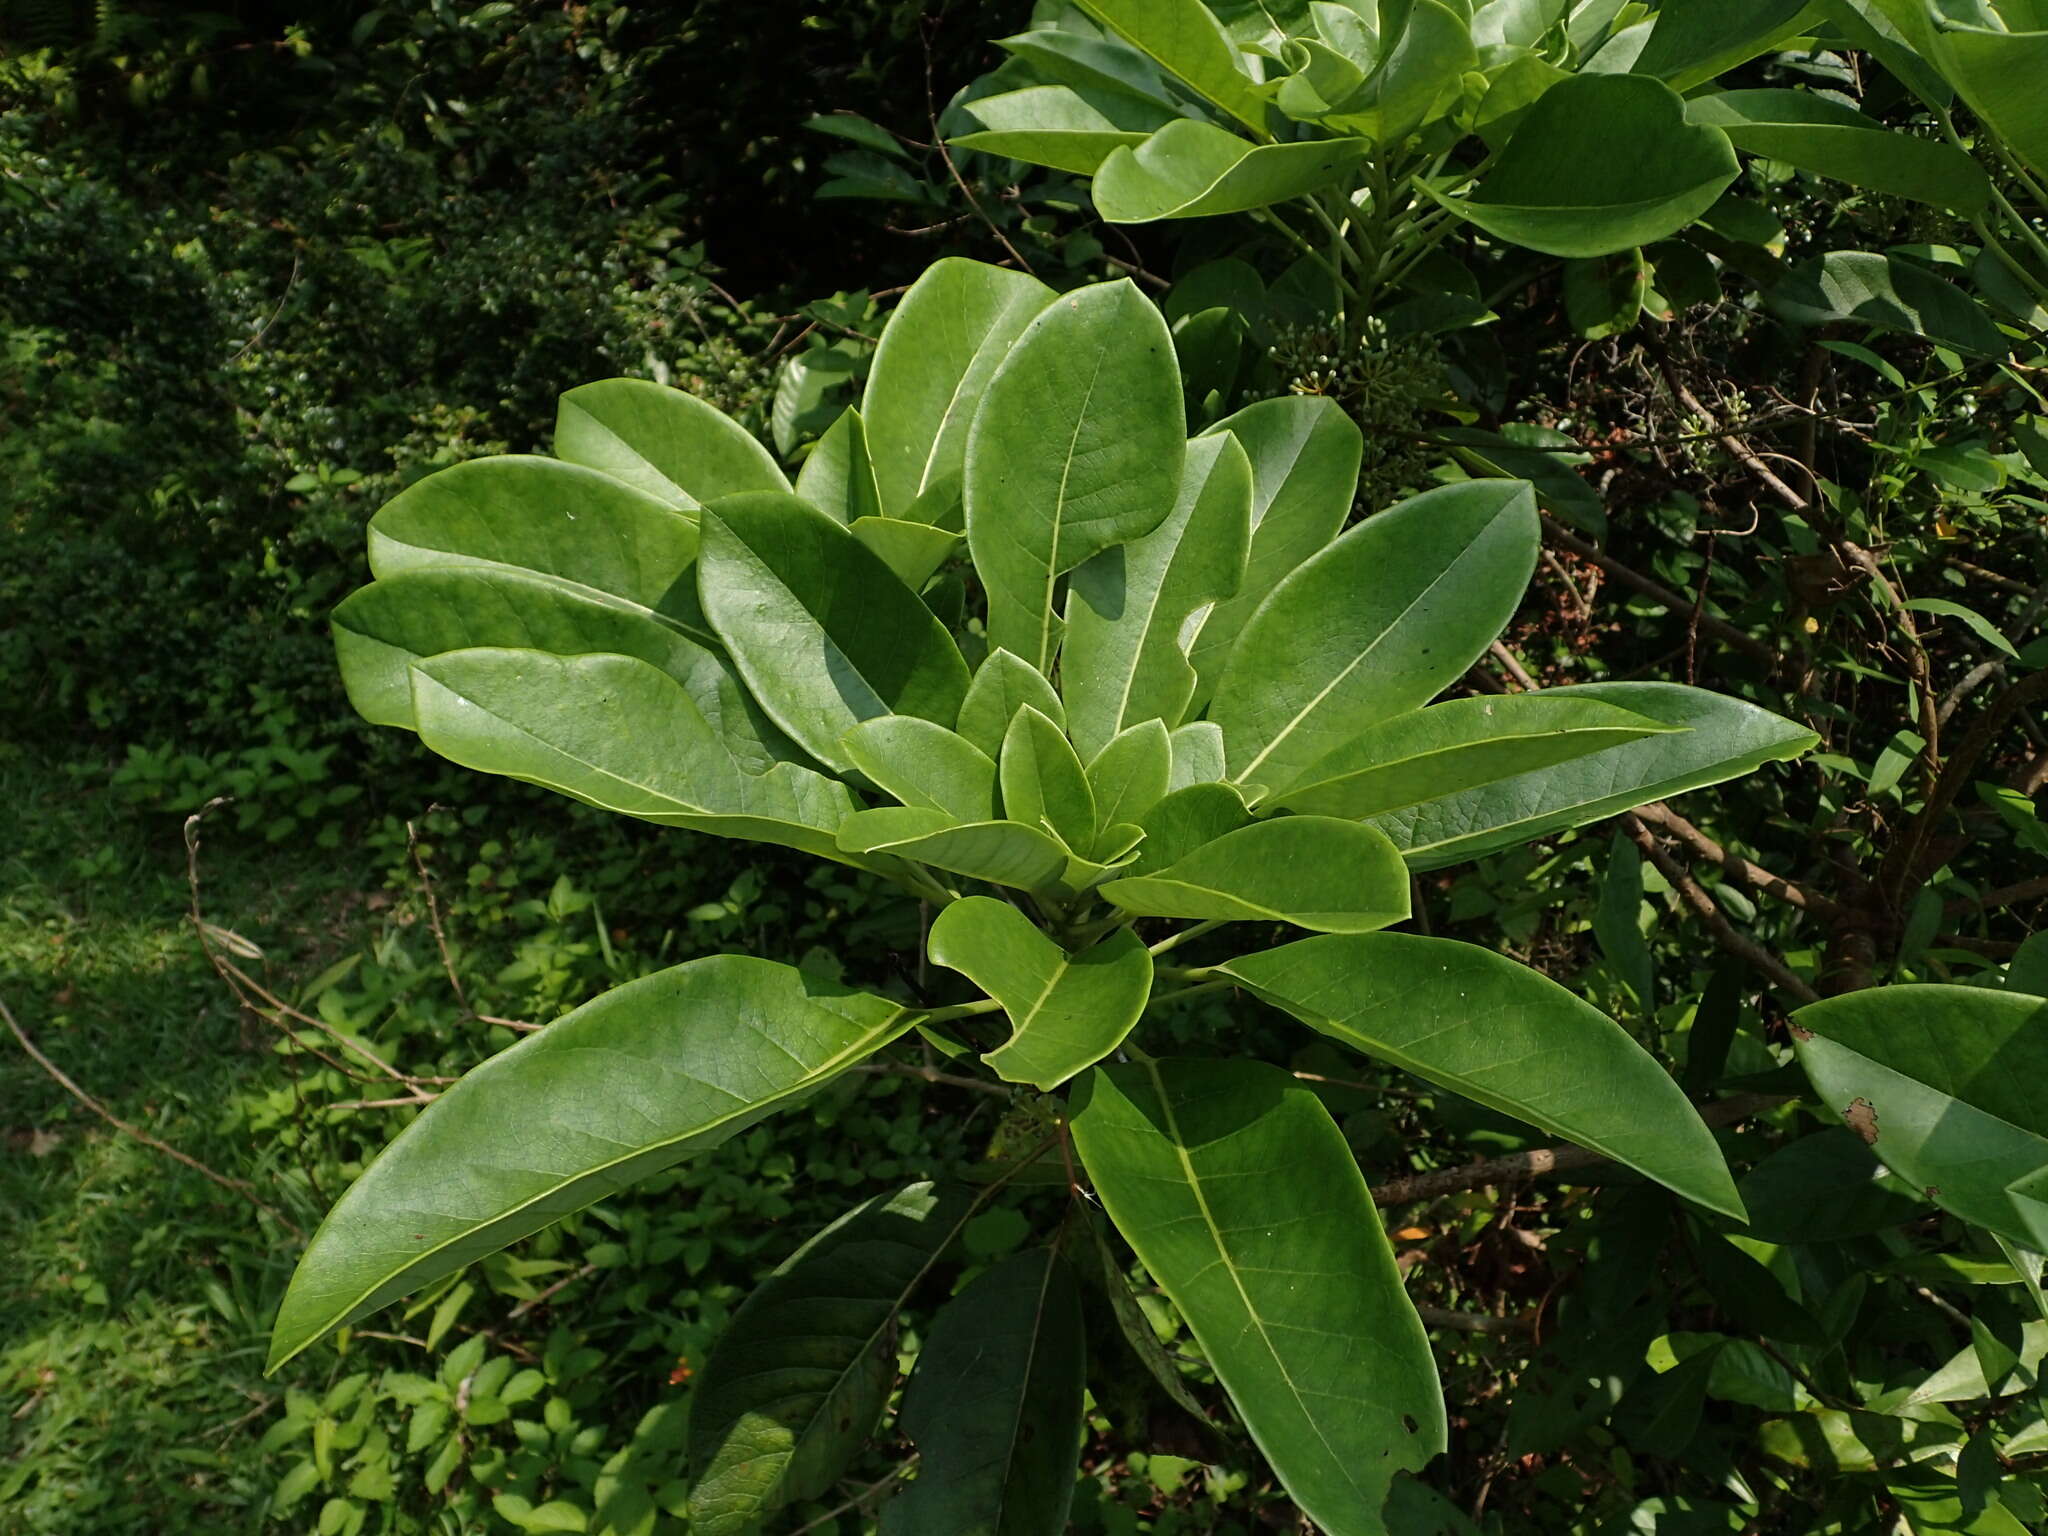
[1310,0,1479,148]
[1630,0,1815,90]
[1094,120,1371,221]
[1187,397,1363,713]
[1684,89,1991,211]
[1737,1129,1930,1245]
[862,259,1055,519]
[953,85,1162,175]
[1001,706,1099,852]
[841,716,998,820]
[794,406,884,524]
[554,378,789,509]
[965,280,1186,669]
[1878,1,2048,179]
[1218,933,1745,1216]
[1122,781,1253,877]
[1769,251,2007,358]
[1594,830,1655,1010]
[1426,74,1739,257]
[1102,816,1410,932]
[1065,433,1252,759]
[688,1184,973,1534]
[268,956,912,1370]
[1212,480,1539,796]
[408,650,863,864]
[367,456,711,644]
[1792,985,2048,1246]
[1085,720,1174,834]
[882,1250,1087,1536]
[1272,693,1680,818]
[957,649,1067,760]
[1904,597,2018,657]
[928,898,1154,1090]
[996,26,1184,112]
[699,492,970,774]
[835,809,1071,891]
[1070,1058,1444,1536]
[849,516,962,590]
[1073,0,1271,133]
[1373,682,1818,869]
[1169,721,1228,788]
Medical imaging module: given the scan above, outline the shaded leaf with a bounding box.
[1685,89,1990,211]
[836,809,1071,892]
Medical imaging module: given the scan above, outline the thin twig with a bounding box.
[1540,515,1778,668]
[1623,816,1822,1004]
[1630,801,1840,920]
[851,1062,1013,1099]
[2,990,301,1237]
[1490,641,1539,692]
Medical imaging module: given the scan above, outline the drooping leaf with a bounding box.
[794,405,885,524]
[1211,480,1539,797]
[835,808,1071,891]
[1219,933,1746,1216]
[841,716,998,820]
[882,1250,1088,1536]
[1085,720,1174,833]
[367,456,712,644]
[1065,432,1252,758]
[862,259,1055,518]
[1871,0,2048,177]
[1070,1058,1444,1536]
[1000,706,1099,852]
[1073,0,1271,133]
[554,377,790,509]
[1102,815,1411,932]
[1685,89,1991,211]
[1629,0,1814,89]
[1272,693,1680,818]
[957,649,1068,760]
[1094,120,1372,221]
[964,280,1186,669]
[688,1184,974,1534]
[1373,682,1818,869]
[1792,985,2048,1246]
[1426,74,1739,257]
[928,897,1155,1090]
[953,84,1166,175]
[1187,396,1363,711]
[408,650,864,864]
[698,492,970,774]
[268,956,913,1370]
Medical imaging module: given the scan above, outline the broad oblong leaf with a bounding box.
[554,377,790,509]
[882,1249,1087,1536]
[1870,0,2048,177]
[1768,250,2008,358]
[1085,720,1174,832]
[1792,986,2048,1246]
[1630,0,1813,89]
[1000,705,1098,852]
[835,808,1070,891]
[1187,397,1362,712]
[1121,781,1251,876]
[367,455,712,644]
[688,1183,974,1535]
[1684,89,1991,211]
[1211,480,1539,796]
[699,492,970,774]
[1102,815,1410,932]
[1094,120,1371,221]
[409,650,863,863]
[1427,74,1738,257]
[1274,694,1681,819]
[268,956,914,1370]
[1064,432,1252,759]
[862,259,1054,519]
[1218,933,1745,1217]
[956,648,1067,761]
[927,897,1154,1090]
[841,716,997,820]
[1073,0,1270,133]
[1372,682,1818,868]
[964,280,1186,669]
[1070,1058,1444,1536]
[849,516,961,590]
[953,84,1163,175]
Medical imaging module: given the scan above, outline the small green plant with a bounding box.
[274,256,1818,1531]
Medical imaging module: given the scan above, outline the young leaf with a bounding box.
[1070,1058,1445,1536]
[409,650,864,865]
[1094,120,1371,221]
[1373,681,1818,869]
[1167,721,1228,788]
[1212,480,1540,796]
[1218,933,1746,1217]
[957,649,1067,761]
[1272,693,1680,819]
[927,897,1154,1090]
[1425,74,1739,257]
[952,84,1162,176]
[1102,815,1410,932]
[862,259,1054,519]
[1186,396,1362,712]
[841,716,998,820]
[554,377,790,509]
[794,405,885,523]
[849,517,963,590]
[1792,986,2048,1246]
[368,456,711,643]
[698,492,970,774]
[882,1250,1088,1536]
[835,808,1070,892]
[1072,0,1271,134]
[965,280,1186,670]
[688,1184,974,1535]
[267,956,914,1370]
[1064,432,1252,758]
[1684,89,1991,212]
[1084,720,1173,835]
[1121,782,1252,876]
[1312,0,1478,149]
[1000,705,1099,852]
